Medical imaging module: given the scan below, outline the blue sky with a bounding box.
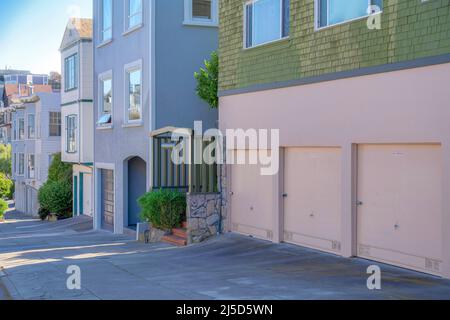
[0,0,92,74]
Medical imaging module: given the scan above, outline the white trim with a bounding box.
[123,59,143,125]
[314,0,382,31]
[17,153,25,177]
[97,69,113,129]
[183,0,219,27]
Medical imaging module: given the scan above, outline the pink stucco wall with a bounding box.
[219,63,450,278]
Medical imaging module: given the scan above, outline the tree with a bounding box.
[194,51,219,109]
[0,144,12,178]
[48,153,73,183]
[0,173,13,199]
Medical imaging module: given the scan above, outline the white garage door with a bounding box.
[230,150,274,241]
[357,144,443,275]
[283,148,342,254]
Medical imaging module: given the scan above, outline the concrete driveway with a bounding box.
[1,211,450,300]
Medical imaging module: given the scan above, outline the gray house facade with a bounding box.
[93,0,218,234]
[11,92,62,216]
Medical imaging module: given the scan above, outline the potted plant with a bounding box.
[0,198,8,223]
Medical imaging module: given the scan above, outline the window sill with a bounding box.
[243,36,290,51]
[122,122,143,128]
[96,125,113,131]
[123,24,144,36]
[97,39,113,49]
[315,12,383,31]
[183,20,218,28]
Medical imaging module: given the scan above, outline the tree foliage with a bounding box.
[194,51,219,109]
[0,144,12,178]
[48,153,73,183]
[0,198,8,218]
[0,173,13,199]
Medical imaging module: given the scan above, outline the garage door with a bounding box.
[101,169,114,230]
[357,144,443,275]
[284,148,342,254]
[230,150,274,241]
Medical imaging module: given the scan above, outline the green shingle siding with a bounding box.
[219,0,450,92]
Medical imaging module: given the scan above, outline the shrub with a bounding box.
[38,181,73,219]
[0,198,8,218]
[48,153,73,183]
[138,190,186,231]
[0,173,13,199]
[194,51,218,109]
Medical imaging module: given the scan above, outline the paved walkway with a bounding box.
[1,210,450,300]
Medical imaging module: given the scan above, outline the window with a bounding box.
[98,72,113,126]
[245,0,290,48]
[28,154,35,179]
[18,118,25,140]
[65,54,78,91]
[13,120,16,140]
[28,114,35,139]
[18,153,24,176]
[66,115,77,153]
[317,0,383,28]
[13,153,16,174]
[101,0,113,42]
[49,112,62,137]
[124,61,142,123]
[126,0,142,30]
[184,0,218,26]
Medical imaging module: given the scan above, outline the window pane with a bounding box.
[49,112,61,137]
[28,114,35,139]
[252,0,281,46]
[128,69,141,121]
[319,0,328,27]
[329,0,368,26]
[103,0,112,40]
[19,119,24,140]
[193,0,212,19]
[102,79,112,114]
[282,0,290,38]
[129,0,142,28]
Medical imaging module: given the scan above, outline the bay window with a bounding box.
[317,0,383,29]
[245,0,290,49]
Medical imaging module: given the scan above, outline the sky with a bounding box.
[0,0,92,75]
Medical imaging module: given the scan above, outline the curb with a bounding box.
[0,268,22,300]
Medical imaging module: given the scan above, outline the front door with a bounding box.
[101,169,114,230]
[128,157,146,227]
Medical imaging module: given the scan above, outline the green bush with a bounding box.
[0,198,8,218]
[48,153,73,183]
[138,190,186,231]
[38,181,73,219]
[0,173,13,199]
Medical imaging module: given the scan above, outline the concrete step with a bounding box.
[182,221,188,229]
[172,228,187,239]
[162,234,187,247]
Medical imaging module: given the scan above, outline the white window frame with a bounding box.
[184,0,219,27]
[27,113,35,139]
[49,112,62,137]
[18,118,25,140]
[124,0,143,34]
[64,53,78,91]
[13,153,16,175]
[97,70,114,129]
[99,0,113,46]
[243,0,290,49]
[315,0,383,30]
[18,153,25,176]
[123,60,143,126]
[27,154,35,179]
[66,114,78,153]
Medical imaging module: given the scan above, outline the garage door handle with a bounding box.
[356,201,363,206]
[282,193,288,198]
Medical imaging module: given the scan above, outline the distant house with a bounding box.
[11,92,61,216]
[0,72,53,144]
[60,18,94,218]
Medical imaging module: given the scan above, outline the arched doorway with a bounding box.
[128,157,147,227]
